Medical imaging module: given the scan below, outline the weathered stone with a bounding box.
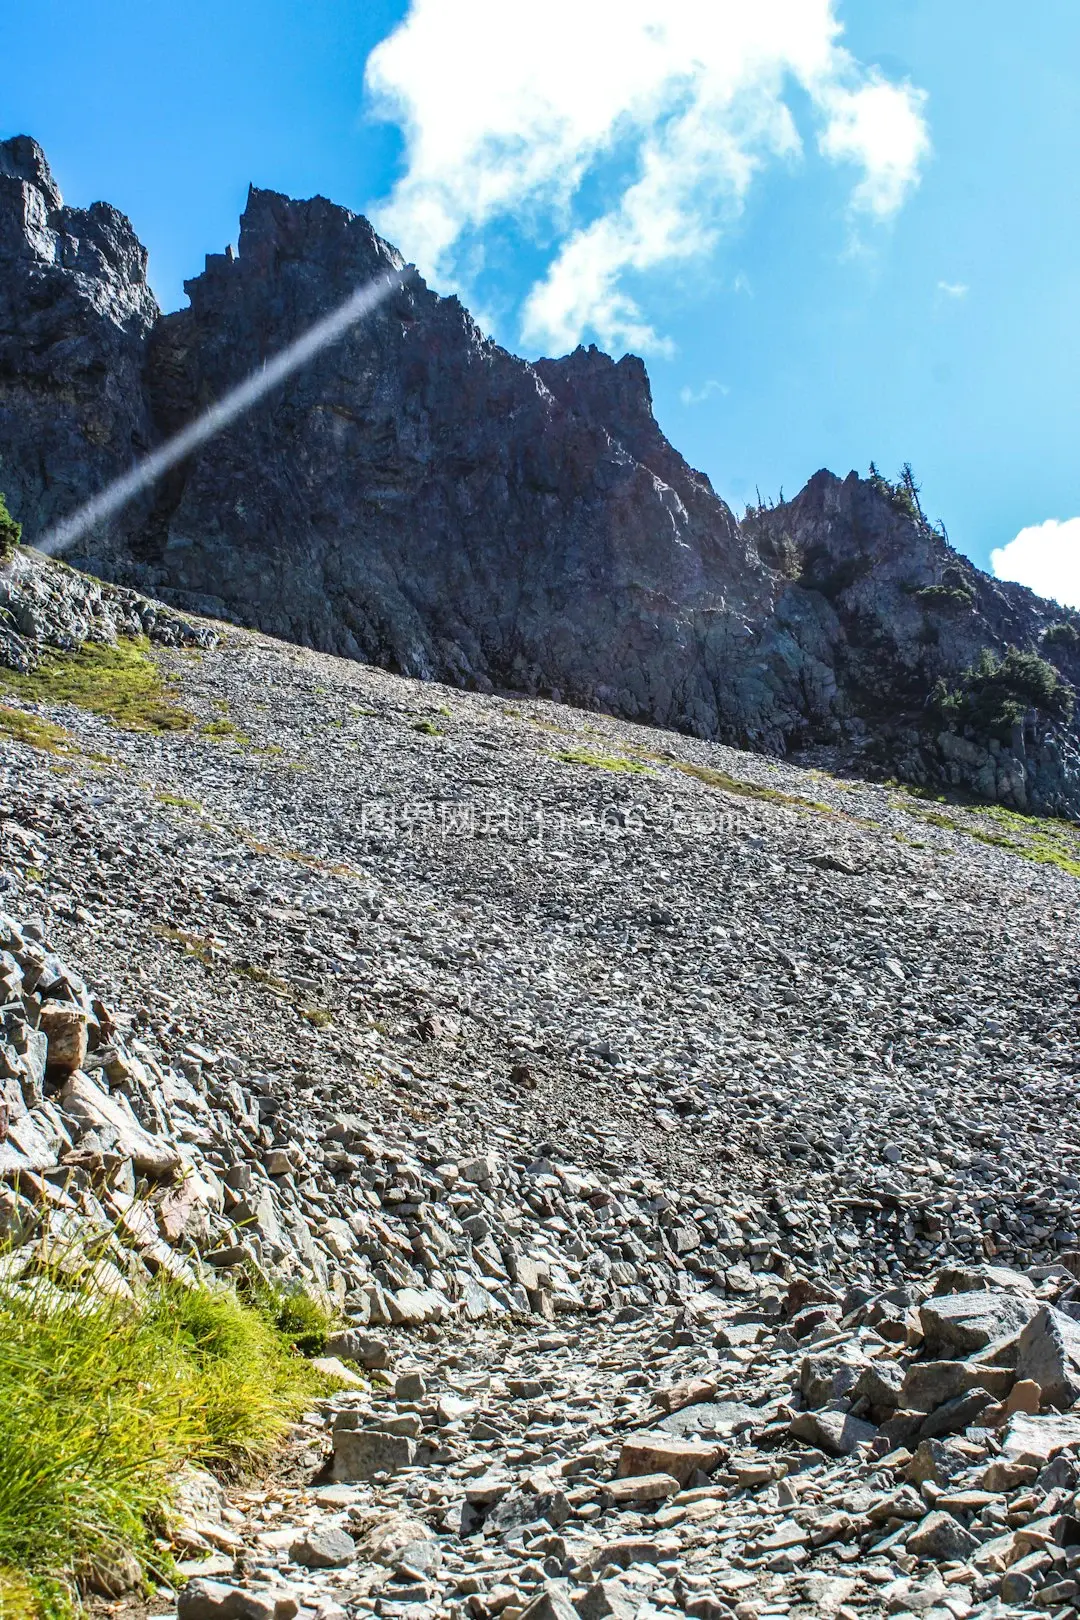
[788,1409,877,1456]
[574,1580,638,1620]
[288,1526,355,1569]
[900,1359,1011,1412]
[918,1291,1036,1356]
[604,1473,680,1505]
[616,1436,722,1487]
[37,1003,88,1076]
[1001,1411,1080,1465]
[329,1428,416,1481]
[518,1588,580,1620]
[58,1071,180,1179]
[325,1329,391,1368]
[1015,1305,1080,1410]
[915,1387,994,1440]
[904,1511,980,1562]
[178,1580,299,1620]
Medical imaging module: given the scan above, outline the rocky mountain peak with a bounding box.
[2,136,1080,813]
[0,132,64,211]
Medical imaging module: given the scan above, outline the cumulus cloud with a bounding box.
[365,0,930,354]
[991,518,1080,611]
[937,280,969,298]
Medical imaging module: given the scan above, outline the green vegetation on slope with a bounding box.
[663,757,831,813]
[0,493,21,563]
[552,747,653,775]
[894,790,1080,878]
[933,647,1074,741]
[0,707,75,755]
[0,1270,334,1616]
[0,638,195,734]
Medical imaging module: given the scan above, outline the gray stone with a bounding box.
[288,1526,356,1569]
[1001,1411,1080,1464]
[1015,1304,1080,1410]
[325,1329,391,1368]
[904,1510,980,1562]
[58,1071,181,1180]
[918,1291,1036,1356]
[575,1581,638,1620]
[329,1428,416,1481]
[178,1581,299,1620]
[788,1409,878,1456]
[519,1589,580,1620]
[915,1388,994,1440]
[900,1359,1011,1412]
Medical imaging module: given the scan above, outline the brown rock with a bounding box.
[651,1376,718,1415]
[38,1003,88,1076]
[617,1436,723,1487]
[604,1473,680,1505]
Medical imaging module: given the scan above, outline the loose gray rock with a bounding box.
[288,1526,356,1569]
[904,1510,980,1562]
[918,1290,1036,1356]
[329,1428,416,1482]
[1015,1304,1080,1410]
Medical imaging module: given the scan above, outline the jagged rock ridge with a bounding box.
[2,135,1080,811]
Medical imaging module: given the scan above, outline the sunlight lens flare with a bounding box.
[38,268,411,557]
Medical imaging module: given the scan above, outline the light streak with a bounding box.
[37,267,410,556]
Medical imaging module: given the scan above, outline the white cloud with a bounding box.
[365,0,930,354]
[991,518,1080,610]
[937,280,969,298]
[680,379,729,407]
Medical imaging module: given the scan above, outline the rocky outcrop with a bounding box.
[0,545,213,672]
[0,136,159,538]
[2,135,1080,811]
[748,472,1080,812]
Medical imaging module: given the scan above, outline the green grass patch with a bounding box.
[411,718,442,736]
[552,747,653,775]
[0,1270,333,1614]
[0,707,75,755]
[0,639,194,734]
[663,757,828,810]
[154,924,220,967]
[895,797,1080,878]
[155,792,203,813]
[300,1006,333,1029]
[0,492,21,564]
[200,717,250,744]
[236,962,293,996]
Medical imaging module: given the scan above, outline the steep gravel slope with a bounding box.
[2,604,1078,1278]
[5,581,1080,1619]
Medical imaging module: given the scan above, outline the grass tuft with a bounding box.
[553,747,653,775]
[0,1268,333,1613]
[662,757,829,811]
[0,639,194,734]
[201,717,250,744]
[0,707,75,755]
[155,792,203,813]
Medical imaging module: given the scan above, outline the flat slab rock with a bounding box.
[918,1289,1037,1355]
[617,1436,724,1487]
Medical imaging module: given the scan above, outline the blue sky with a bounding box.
[5,0,1080,601]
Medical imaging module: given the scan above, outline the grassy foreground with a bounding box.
[0,1271,335,1618]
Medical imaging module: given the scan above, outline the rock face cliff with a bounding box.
[0,137,158,536]
[2,135,1080,812]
